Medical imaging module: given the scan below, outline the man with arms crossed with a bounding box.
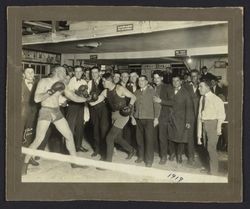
[22,66,89,175]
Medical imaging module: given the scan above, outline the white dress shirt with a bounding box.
[68,77,88,92]
[25,79,33,91]
[197,91,226,139]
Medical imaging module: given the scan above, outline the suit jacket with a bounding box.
[156,83,173,124]
[211,85,226,101]
[167,86,192,143]
[184,83,201,122]
[21,79,39,128]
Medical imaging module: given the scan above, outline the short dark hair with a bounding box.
[200,78,212,88]
[139,75,148,81]
[172,72,181,79]
[102,72,113,80]
[74,66,83,71]
[153,70,163,77]
[201,66,208,70]
[90,66,100,72]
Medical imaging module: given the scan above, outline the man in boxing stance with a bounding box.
[22,66,89,175]
[89,73,136,162]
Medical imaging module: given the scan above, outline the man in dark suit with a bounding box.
[210,78,226,101]
[88,67,110,159]
[200,66,216,81]
[152,70,173,164]
[183,69,201,164]
[21,67,39,166]
[168,74,192,164]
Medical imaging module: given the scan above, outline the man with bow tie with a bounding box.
[66,66,89,153]
[21,67,40,166]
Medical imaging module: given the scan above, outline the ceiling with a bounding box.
[23,23,228,55]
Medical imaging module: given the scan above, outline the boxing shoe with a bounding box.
[22,163,28,176]
[29,157,39,166]
[126,148,136,160]
[70,163,89,169]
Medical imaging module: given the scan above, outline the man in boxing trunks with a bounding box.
[89,72,136,162]
[22,66,90,175]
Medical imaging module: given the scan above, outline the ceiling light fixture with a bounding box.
[76,42,102,49]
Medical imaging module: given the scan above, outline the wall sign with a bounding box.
[117,24,134,32]
[175,50,187,57]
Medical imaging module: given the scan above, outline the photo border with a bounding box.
[6,6,243,202]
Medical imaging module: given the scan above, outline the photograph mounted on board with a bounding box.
[6,6,243,202]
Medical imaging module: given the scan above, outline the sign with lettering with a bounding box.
[175,50,187,57]
[117,24,134,32]
[90,55,98,60]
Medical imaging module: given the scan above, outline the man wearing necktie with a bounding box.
[66,66,89,153]
[183,69,201,165]
[21,67,40,166]
[197,79,226,175]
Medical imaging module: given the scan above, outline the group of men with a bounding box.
[21,64,226,176]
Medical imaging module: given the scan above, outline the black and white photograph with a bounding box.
[6,6,243,202]
[20,20,229,183]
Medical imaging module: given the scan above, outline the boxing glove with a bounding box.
[75,85,89,98]
[47,81,65,95]
[90,92,99,102]
[119,104,133,117]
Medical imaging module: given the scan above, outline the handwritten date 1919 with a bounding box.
[167,173,184,182]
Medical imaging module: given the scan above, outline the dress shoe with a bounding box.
[187,158,195,165]
[96,167,106,171]
[91,152,98,157]
[22,163,28,176]
[177,155,182,164]
[159,157,167,165]
[29,158,40,166]
[200,167,211,174]
[71,163,89,169]
[145,163,152,167]
[169,154,175,161]
[78,146,89,152]
[126,149,136,160]
[135,158,143,163]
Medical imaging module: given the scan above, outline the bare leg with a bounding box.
[53,118,76,156]
[24,120,51,163]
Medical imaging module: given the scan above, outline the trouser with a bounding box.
[158,121,168,159]
[90,104,110,157]
[123,119,137,148]
[186,121,195,161]
[66,103,84,150]
[202,120,219,174]
[169,141,185,158]
[106,126,133,161]
[136,119,154,164]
